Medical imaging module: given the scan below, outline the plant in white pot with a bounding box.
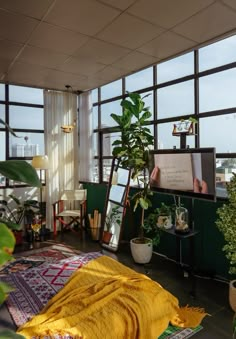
[215,172,236,324]
[111,92,154,263]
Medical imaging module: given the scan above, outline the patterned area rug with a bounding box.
[159,324,203,338]
[2,245,102,327]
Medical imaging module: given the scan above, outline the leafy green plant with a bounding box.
[216,172,236,275]
[143,210,161,247]
[0,118,40,338]
[111,92,154,240]
[105,205,122,233]
[0,194,40,229]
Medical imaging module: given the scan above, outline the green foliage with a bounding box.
[105,205,122,233]
[143,210,161,247]
[0,195,40,230]
[0,118,40,338]
[216,172,236,276]
[111,92,154,238]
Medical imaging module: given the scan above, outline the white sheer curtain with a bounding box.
[78,91,94,181]
[44,90,79,230]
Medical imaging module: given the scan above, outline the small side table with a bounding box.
[163,227,199,298]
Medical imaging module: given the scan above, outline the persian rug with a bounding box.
[159,324,203,338]
[2,246,102,327]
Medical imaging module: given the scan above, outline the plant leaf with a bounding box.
[0,161,41,187]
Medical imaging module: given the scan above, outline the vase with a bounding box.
[175,206,189,233]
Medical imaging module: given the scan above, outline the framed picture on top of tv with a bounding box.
[149,147,216,201]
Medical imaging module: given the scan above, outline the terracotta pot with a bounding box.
[229,280,236,312]
[102,231,112,244]
[13,230,23,245]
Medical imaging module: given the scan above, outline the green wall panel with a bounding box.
[86,182,230,280]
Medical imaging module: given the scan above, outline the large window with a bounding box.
[91,34,236,199]
[0,84,44,187]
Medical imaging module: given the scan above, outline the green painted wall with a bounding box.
[84,182,229,280]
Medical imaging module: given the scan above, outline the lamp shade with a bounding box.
[32,155,49,170]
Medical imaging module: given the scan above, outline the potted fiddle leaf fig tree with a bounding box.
[111,92,154,263]
[215,172,236,315]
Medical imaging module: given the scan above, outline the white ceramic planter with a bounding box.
[229,280,236,312]
[130,238,153,264]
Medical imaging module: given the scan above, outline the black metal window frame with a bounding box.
[0,84,44,188]
[92,48,236,186]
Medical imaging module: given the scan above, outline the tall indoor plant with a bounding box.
[111,92,154,263]
[215,172,236,336]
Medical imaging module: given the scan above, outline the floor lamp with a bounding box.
[32,155,49,240]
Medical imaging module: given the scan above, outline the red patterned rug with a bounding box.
[2,245,102,327]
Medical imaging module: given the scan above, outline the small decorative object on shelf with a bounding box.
[175,206,189,233]
[172,117,197,136]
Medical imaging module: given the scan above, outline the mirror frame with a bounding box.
[100,158,131,252]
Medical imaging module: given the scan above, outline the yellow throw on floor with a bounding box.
[17,256,207,339]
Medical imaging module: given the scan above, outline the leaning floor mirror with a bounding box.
[101,158,131,252]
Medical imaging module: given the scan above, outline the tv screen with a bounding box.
[149,148,216,201]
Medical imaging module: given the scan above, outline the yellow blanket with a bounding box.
[17,256,206,339]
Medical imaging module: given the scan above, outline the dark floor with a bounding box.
[0,231,234,338]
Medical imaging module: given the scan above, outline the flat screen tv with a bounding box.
[149,147,216,201]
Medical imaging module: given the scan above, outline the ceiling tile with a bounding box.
[0,39,23,60]
[97,13,163,49]
[44,0,121,36]
[173,2,236,43]
[6,61,49,87]
[42,69,87,91]
[137,31,196,60]
[113,51,157,71]
[29,22,89,54]
[95,65,128,81]
[75,77,107,91]
[0,57,13,76]
[97,0,136,11]
[73,38,131,64]
[0,0,54,20]
[18,46,69,68]
[0,9,38,43]
[127,0,214,29]
[58,57,106,76]
[222,0,236,11]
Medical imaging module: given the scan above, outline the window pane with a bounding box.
[101,79,122,101]
[0,131,5,160]
[126,67,153,92]
[157,52,194,84]
[92,105,98,129]
[199,35,236,72]
[92,89,98,103]
[103,159,112,182]
[101,100,122,128]
[9,85,43,104]
[157,80,194,119]
[9,132,44,157]
[199,69,236,112]
[93,131,98,157]
[0,104,5,122]
[9,105,44,129]
[0,84,4,100]
[216,158,236,198]
[93,159,99,183]
[158,121,195,149]
[199,113,236,153]
[103,132,121,156]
